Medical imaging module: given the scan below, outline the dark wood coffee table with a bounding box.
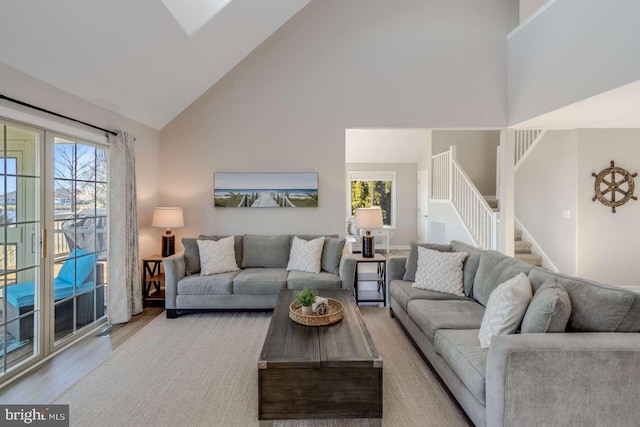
[258,289,383,426]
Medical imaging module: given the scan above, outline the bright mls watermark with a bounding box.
[0,405,68,426]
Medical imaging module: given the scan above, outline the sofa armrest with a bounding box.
[339,250,356,290]
[386,257,406,282]
[486,332,640,427]
[162,251,186,309]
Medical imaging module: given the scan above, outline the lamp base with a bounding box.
[362,235,375,258]
[161,234,175,258]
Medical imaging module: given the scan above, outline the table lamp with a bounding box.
[355,207,383,258]
[152,207,184,257]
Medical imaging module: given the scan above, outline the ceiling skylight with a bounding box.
[161,0,233,36]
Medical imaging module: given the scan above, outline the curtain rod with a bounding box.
[0,94,118,136]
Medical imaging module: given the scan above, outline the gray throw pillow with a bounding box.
[182,238,201,275]
[403,241,453,282]
[321,238,345,275]
[521,279,572,333]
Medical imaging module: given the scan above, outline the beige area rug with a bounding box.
[54,308,470,427]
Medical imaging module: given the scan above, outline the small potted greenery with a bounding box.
[296,288,317,315]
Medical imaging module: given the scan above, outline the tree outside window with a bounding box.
[349,172,395,227]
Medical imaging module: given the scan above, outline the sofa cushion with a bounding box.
[177,272,239,295]
[478,273,532,348]
[390,280,474,311]
[403,241,453,282]
[198,237,240,276]
[287,236,325,273]
[407,299,485,343]
[451,240,484,297]
[413,247,467,297]
[473,250,532,306]
[528,267,636,332]
[434,329,487,405]
[183,235,243,275]
[521,279,571,333]
[241,235,291,268]
[287,271,342,290]
[57,249,96,284]
[233,268,287,295]
[321,238,345,275]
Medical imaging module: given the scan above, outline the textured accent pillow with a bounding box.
[197,236,240,276]
[287,236,325,273]
[521,280,571,333]
[403,242,453,282]
[411,247,467,296]
[478,273,533,348]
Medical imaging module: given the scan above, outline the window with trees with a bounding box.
[348,171,396,227]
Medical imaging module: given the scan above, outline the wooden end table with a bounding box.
[142,255,165,306]
[353,253,386,306]
[258,289,382,426]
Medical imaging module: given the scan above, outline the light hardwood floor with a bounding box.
[0,307,164,404]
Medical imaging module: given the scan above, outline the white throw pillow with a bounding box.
[287,236,325,273]
[198,236,240,276]
[411,247,467,296]
[478,273,533,348]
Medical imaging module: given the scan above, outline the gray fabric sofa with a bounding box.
[388,240,640,427]
[163,234,356,318]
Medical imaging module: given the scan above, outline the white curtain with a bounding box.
[108,131,142,324]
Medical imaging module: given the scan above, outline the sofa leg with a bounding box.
[166,309,177,319]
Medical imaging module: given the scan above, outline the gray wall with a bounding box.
[0,62,161,258]
[346,163,417,247]
[577,129,640,288]
[508,0,640,125]
[515,130,578,274]
[433,130,500,196]
[160,0,517,243]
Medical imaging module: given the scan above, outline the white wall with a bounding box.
[0,63,161,258]
[432,130,501,196]
[515,131,577,274]
[159,0,517,244]
[508,0,640,125]
[346,163,416,247]
[577,129,640,287]
[428,202,475,246]
[519,0,549,23]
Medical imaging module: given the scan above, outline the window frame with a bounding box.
[347,170,397,229]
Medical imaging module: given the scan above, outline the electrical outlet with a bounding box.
[562,210,571,219]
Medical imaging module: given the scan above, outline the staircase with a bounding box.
[514,229,542,266]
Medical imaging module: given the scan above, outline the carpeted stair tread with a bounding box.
[514,229,523,241]
[516,253,542,266]
[514,241,532,254]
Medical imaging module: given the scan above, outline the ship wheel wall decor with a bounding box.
[592,160,638,213]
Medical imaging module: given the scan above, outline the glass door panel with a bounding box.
[52,136,107,345]
[0,122,41,378]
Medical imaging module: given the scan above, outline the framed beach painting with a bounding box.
[214,172,318,208]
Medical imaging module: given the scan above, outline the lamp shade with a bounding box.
[152,207,184,228]
[355,207,383,230]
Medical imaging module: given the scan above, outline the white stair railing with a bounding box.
[431,146,498,250]
[432,149,451,200]
[514,129,546,170]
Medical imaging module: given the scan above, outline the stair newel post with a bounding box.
[449,145,456,201]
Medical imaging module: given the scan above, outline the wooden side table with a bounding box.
[353,253,386,306]
[142,255,165,306]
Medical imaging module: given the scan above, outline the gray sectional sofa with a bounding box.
[388,240,640,427]
[163,234,356,318]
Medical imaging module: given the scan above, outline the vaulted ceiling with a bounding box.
[0,0,311,130]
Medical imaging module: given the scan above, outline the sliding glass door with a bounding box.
[51,134,108,347]
[0,120,108,383]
